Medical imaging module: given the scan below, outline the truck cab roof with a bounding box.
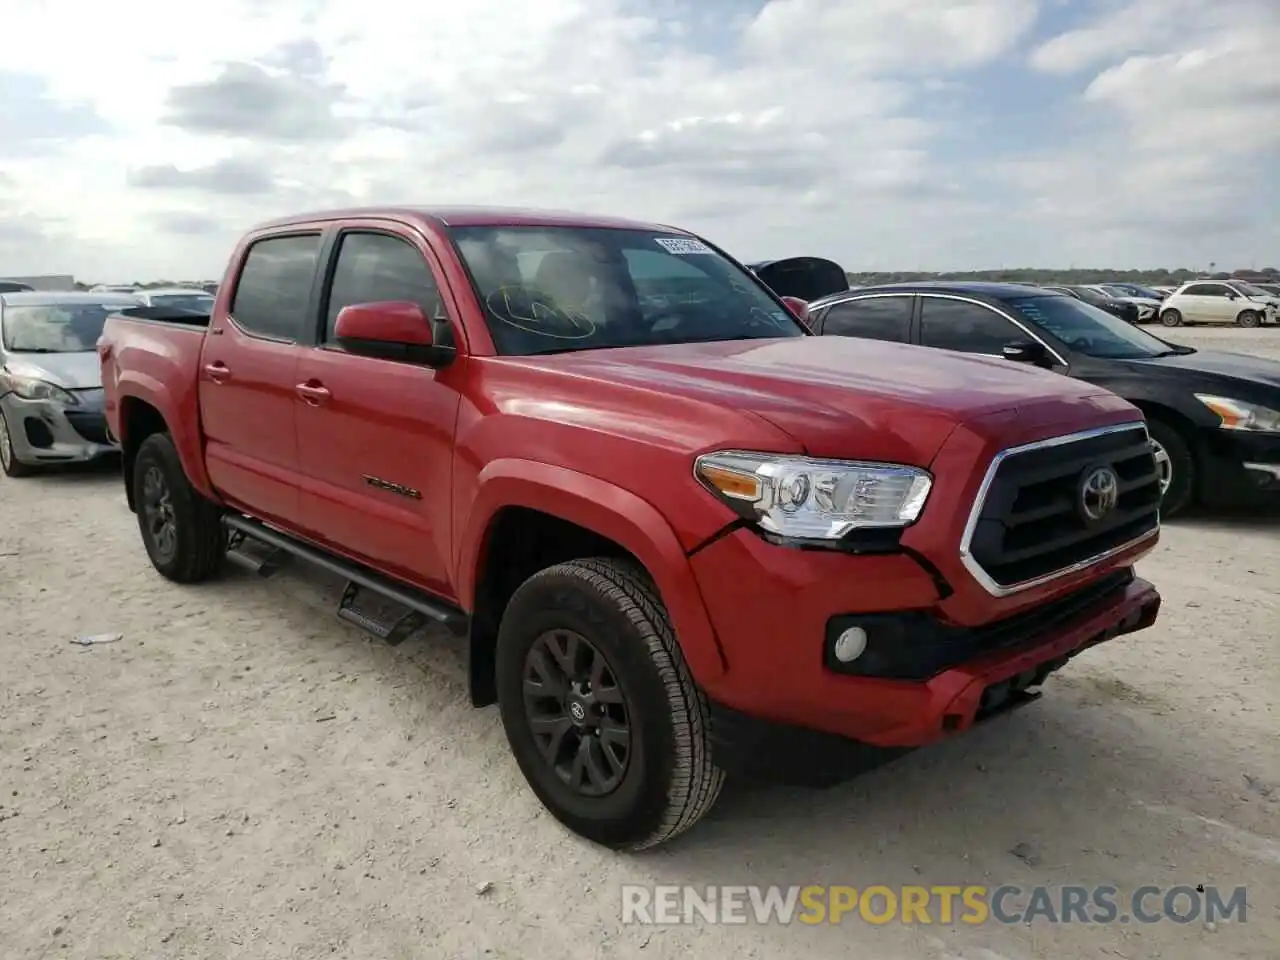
[252,205,687,234]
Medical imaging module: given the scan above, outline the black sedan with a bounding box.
[806,281,1280,515]
[1044,285,1141,325]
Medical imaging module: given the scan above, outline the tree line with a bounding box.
[844,267,1279,287]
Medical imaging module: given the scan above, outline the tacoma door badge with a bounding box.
[362,475,422,500]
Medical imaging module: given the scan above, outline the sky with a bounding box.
[1,0,1277,282]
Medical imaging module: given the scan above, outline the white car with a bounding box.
[1159,280,1279,328]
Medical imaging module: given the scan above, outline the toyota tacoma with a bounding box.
[99,206,1163,850]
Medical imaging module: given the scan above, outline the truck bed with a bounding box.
[99,307,209,454]
[114,305,212,327]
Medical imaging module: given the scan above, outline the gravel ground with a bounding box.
[1,326,1277,960]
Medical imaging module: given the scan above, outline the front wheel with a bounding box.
[1236,310,1261,328]
[495,557,724,850]
[1160,309,1183,327]
[0,411,36,477]
[1147,419,1194,517]
[132,432,226,582]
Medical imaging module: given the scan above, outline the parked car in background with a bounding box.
[131,287,216,313]
[0,291,140,476]
[1043,285,1141,325]
[99,205,1163,849]
[1150,285,1178,297]
[1248,281,1280,297]
[89,284,138,294]
[745,257,850,302]
[0,281,36,293]
[1159,280,1279,328]
[1100,282,1168,301]
[1085,285,1162,324]
[807,281,1280,515]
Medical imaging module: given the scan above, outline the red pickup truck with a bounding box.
[99,206,1163,850]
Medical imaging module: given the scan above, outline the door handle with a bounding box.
[204,362,231,383]
[295,381,332,405]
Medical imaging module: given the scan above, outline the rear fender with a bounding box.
[116,372,218,502]
[457,459,728,685]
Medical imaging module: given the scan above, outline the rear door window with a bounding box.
[819,296,913,342]
[230,234,323,341]
[918,296,1022,354]
[1183,283,1228,297]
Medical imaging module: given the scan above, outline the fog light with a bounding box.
[833,626,868,663]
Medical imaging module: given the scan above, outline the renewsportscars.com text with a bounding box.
[620,884,1248,926]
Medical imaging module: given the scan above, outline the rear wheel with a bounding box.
[132,432,226,582]
[1147,418,1194,517]
[1160,309,1183,327]
[0,411,36,477]
[1236,310,1261,328]
[495,557,724,850]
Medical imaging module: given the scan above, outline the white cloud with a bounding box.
[0,0,1275,281]
[1008,0,1280,265]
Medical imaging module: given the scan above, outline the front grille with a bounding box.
[962,423,1160,594]
[65,412,112,445]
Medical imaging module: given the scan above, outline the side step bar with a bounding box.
[222,514,469,643]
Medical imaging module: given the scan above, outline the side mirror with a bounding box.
[1002,340,1052,367]
[1225,290,1238,300]
[333,301,455,367]
[779,296,811,326]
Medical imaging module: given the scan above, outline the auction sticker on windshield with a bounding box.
[654,237,714,255]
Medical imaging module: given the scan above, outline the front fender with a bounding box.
[457,458,727,685]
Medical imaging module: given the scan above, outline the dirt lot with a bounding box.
[1,326,1277,960]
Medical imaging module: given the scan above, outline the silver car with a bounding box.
[0,291,141,477]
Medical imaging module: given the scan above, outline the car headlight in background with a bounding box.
[0,373,80,406]
[1194,394,1280,433]
[695,451,932,543]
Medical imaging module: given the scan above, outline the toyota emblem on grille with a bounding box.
[1079,465,1120,522]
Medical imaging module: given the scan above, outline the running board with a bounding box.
[226,539,291,577]
[221,514,469,641]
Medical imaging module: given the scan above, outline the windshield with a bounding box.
[1009,295,1178,360]
[1103,283,1161,300]
[1233,282,1272,298]
[151,293,215,312]
[1069,286,1107,304]
[1,302,130,353]
[446,225,807,356]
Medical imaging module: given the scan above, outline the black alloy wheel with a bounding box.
[523,628,631,797]
[140,463,179,564]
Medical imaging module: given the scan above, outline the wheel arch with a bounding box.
[458,460,727,707]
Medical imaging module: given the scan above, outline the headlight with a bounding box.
[694,450,933,543]
[1194,394,1280,433]
[2,374,79,406]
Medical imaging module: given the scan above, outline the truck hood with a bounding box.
[519,337,1122,465]
[2,350,102,389]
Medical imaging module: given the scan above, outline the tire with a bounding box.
[495,557,724,850]
[132,432,226,582]
[1236,310,1261,329]
[1146,418,1194,517]
[1159,309,1182,327]
[0,410,36,477]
